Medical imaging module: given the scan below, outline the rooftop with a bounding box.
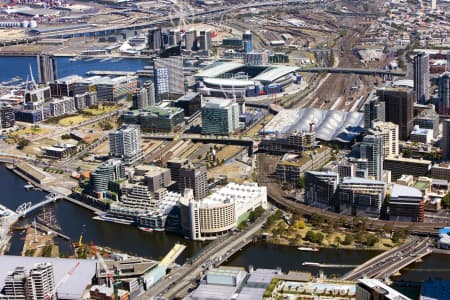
[341,177,385,185]
[0,256,97,300]
[391,184,423,199]
[263,108,364,142]
[358,279,410,300]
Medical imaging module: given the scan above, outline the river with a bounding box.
[1,56,449,280]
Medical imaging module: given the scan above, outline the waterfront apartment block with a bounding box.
[0,105,15,130]
[95,76,138,102]
[180,183,267,240]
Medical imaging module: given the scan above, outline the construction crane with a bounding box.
[77,224,86,247]
[91,241,121,300]
[44,262,80,300]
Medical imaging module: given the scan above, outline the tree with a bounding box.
[17,138,30,149]
[443,192,450,208]
[334,236,341,247]
[294,219,305,230]
[342,234,353,245]
[299,176,305,189]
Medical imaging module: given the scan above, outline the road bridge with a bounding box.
[139,209,272,299]
[342,238,432,281]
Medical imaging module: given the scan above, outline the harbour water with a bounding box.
[0,56,149,83]
[2,165,449,280]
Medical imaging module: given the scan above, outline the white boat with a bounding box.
[93,215,133,225]
[138,226,153,232]
[302,262,321,267]
[297,247,319,252]
[24,184,34,190]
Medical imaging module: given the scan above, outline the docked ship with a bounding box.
[302,262,321,267]
[36,207,61,232]
[137,226,153,232]
[297,247,319,252]
[93,214,134,225]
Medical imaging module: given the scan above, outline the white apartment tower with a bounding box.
[371,121,399,158]
[109,125,143,165]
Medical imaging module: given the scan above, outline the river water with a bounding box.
[1,56,449,280]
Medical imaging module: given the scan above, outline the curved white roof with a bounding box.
[195,61,244,78]
[203,77,255,88]
[264,108,364,142]
[253,65,299,82]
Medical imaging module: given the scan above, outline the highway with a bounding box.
[140,208,272,299]
[342,237,432,281]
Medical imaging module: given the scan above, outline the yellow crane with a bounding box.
[78,224,86,247]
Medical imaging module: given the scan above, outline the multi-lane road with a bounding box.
[342,237,432,281]
[140,208,273,300]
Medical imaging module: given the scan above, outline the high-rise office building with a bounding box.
[442,119,450,160]
[371,121,399,158]
[413,52,430,104]
[242,30,253,53]
[168,29,181,46]
[432,0,437,10]
[376,88,414,140]
[201,98,239,135]
[0,105,15,130]
[179,164,208,200]
[184,29,197,51]
[132,81,155,110]
[363,92,385,129]
[304,171,339,207]
[27,262,56,300]
[439,72,450,114]
[153,57,184,100]
[109,125,143,164]
[37,53,57,84]
[414,107,440,137]
[198,29,212,51]
[360,135,383,181]
[148,27,162,50]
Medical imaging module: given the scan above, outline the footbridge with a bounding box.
[16,193,62,218]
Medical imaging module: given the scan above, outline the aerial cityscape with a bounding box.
[0,0,449,299]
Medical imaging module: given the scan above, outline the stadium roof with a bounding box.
[0,256,97,300]
[263,108,364,142]
[253,65,298,82]
[203,77,255,87]
[194,61,244,78]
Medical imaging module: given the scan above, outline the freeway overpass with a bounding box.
[297,67,406,77]
[9,0,320,41]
